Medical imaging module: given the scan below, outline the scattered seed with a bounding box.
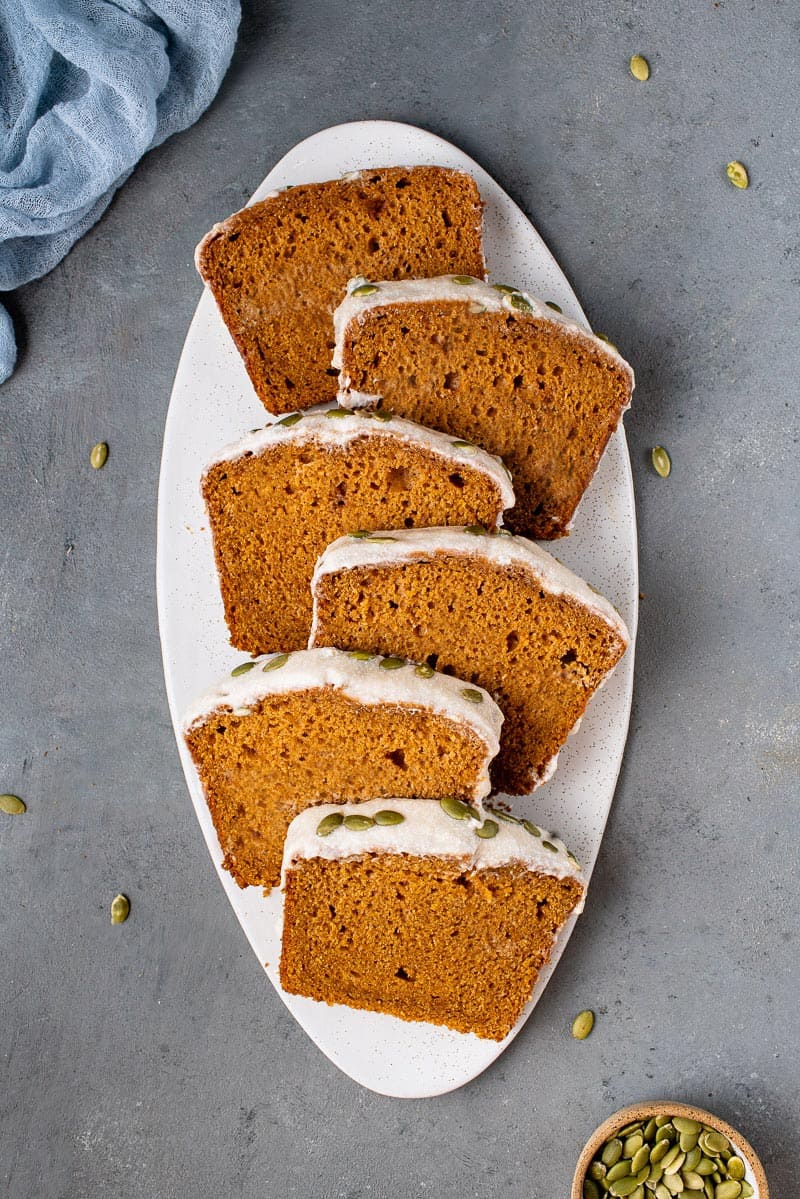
[508,292,534,314]
[0,793,26,815]
[90,441,108,470]
[344,814,375,831]
[651,445,671,477]
[475,819,499,839]
[572,1009,595,1040]
[379,656,406,670]
[629,54,650,81]
[324,407,349,418]
[349,650,375,661]
[110,894,130,924]
[351,283,379,296]
[452,439,477,453]
[491,283,517,294]
[231,661,255,676]
[464,524,488,535]
[542,840,559,852]
[726,161,749,190]
[349,530,371,538]
[414,662,435,678]
[460,688,483,703]
[316,812,344,837]
[487,807,519,825]
[596,332,620,352]
[276,412,302,426]
[522,820,541,837]
[439,796,476,821]
[374,810,405,826]
[371,408,394,421]
[545,300,563,313]
[364,535,398,543]
[452,275,475,285]
[262,653,289,672]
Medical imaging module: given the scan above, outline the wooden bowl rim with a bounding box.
[570,1100,769,1199]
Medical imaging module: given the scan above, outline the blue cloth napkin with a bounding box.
[0,0,240,383]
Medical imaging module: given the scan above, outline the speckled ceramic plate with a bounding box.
[157,120,638,1098]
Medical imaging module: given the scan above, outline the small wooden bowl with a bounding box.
[571,1100,769,1199]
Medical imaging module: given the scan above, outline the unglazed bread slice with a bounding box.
[333,275,634,538]
[310,527,629,795]
[280,798,585,1040]
[201,405,514,655]
[183,648,503,892]
[196,167,485,413]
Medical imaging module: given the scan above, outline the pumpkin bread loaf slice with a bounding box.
[333,276,634,538]
[202,406,513,655]
[310,528,629,795]
[280,798,585,1041]
[196,168,485,413]
[183,648,502,892]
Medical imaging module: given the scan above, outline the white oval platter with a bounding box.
[157,120,638,1099]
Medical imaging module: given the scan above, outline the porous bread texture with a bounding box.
[196,167,485,413]
[184,688,497,892]
[310,542,628,795]
[336,291,633,538]
[202,415,511,654]
[280,852,584,1040]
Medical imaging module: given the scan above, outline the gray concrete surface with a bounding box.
[2,2,798,1195]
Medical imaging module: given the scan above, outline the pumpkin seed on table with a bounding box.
[0,793,26,815]
[726,161,749,189]
[571,1009,595,1040]
[379,656,406,670]
[629,54,650,81]
[651,445,671,477]
[110,894,130,924]
[90,441,108,469]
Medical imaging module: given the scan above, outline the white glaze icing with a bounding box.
[200,405,515,512]
[310,526,629,645]
[181,648,503,798]
[332,275,635,383]
[281,797,585,903]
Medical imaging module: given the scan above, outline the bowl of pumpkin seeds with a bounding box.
[571,1101,768,1199]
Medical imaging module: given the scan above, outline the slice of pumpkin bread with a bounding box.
[196,167,485,413]
[183,648,502,892]
[333,275,634,538]
[280,798,585,1041]
[310,527,629,795]
[202,406,514,655]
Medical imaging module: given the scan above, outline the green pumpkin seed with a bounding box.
[607,1161,632,1183]
[0,793,26,815]
[231,661,255,677]
[589,1162,607,1181]
[683,1148,702,1173]
[351,283,379,296]
[715,1184,741,1199]
[344,814,375,831]
[487,807,519,824]
[371,409,394,422]
[602,1140,624,1168]
[364,535,398,543]
[636,1168,650,1186]
[664,1151,686,1177]
[508,292,534,315]
[703,1182,715,1199]
[324,406,349,418]
[452,440,476,453]
[739,1184,753,1198]
[475,819,499,839]
[349,530,371,538]
[316,812,344,836]
[110,894,130,924]
[491,283,517,294]
[700,1132,729,1156]
[656,1188,671,1199]
[567,850,582,868]
[414,662,435,678]
[651,1141,672,1165]
[276,412,302,426]
[682,1175,704,1192]
[349,650,375,661]
[673,1119,702,1136]
[439,797,476,821]
[696,1160,716,1177]
[631,1146,651,1174]
[629,54,650,81]
[655,1126,675,1143]
[522,820,541,837]
[660,1146,682,1171]
[726,161,749,190]
[545,300,563,313]
[630,1189,645,1199]
[664,1177,684,1196]
[90,441,109,469]
[373,810,404,826]
[680,1133,700,1153]
[651,445,671,478]
[596,332,620,351]
[610,1178,640,1198]
[571,1009,594,1040]
[584,1182,601,1199]
[625,1134,645,1158]
[464,524,488,535]
[724,1159,744,1183]
[379,657,406,670]
[452,275,475,285]
[542,840,559,852]
[649,1162,664,1184]
[461,688,483,703]
[655,1117,673,1128]
[262,653,289,672]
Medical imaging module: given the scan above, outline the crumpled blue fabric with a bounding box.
[0,0,240,383]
